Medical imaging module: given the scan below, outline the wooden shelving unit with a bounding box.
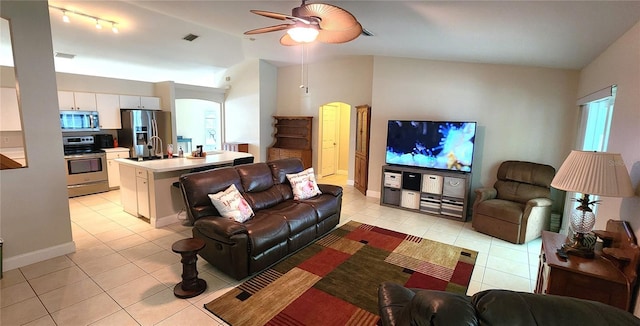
[380,165,472,221]
[268,116,312,169]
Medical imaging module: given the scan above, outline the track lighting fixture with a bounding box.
[49,5,119,34]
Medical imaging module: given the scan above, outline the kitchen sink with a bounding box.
[126,155,179,161]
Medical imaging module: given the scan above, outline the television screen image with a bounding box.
[385,120,477,172]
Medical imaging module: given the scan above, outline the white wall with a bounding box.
[0,1,75,270]
[277,56,374,172]
[576,20,640,315]
[224,59,264,161]
[369,57,579,202]
[259,60,278,162]
[277,55,579,207]
[577,20,640,231]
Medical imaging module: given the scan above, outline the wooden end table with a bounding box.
[172,238,207,298]
[535,230,636,311]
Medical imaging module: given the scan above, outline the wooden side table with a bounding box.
[535,230,636,311]
[172,238,207,298]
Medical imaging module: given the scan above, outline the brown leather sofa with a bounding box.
[179,158,343,280]
[472,160,556,244]
[378,282,640,326]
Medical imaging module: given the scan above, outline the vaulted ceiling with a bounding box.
[4,1,640,87]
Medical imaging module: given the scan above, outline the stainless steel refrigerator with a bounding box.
[118,110,172,158]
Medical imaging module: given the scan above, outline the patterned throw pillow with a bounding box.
[286,168,322,200]
[208,184,254,223]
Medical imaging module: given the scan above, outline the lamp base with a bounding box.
[562,232,595,258]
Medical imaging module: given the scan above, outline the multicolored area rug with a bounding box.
[204,221,477,326]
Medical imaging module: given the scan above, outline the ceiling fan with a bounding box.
[244,1,363,45]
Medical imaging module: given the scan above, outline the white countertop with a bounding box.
[102,147,130,153]
[115,150,253,173]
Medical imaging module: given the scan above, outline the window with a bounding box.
[577,86,616,152]
[560,85,617,233]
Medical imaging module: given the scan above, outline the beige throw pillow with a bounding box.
[286,168,322,200]
[208,184,254,223]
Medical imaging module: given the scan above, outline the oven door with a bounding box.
[64,153,109,197]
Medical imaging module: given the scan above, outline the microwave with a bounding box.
[60,110,100,132]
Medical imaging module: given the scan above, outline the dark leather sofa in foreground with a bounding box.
[378,282,640,326]
[179,158,343,280]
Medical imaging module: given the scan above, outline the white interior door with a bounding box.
[321,105,338,177]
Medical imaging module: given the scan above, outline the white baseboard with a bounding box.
[3,241,76,272]
[346,179,354,186]
[366,190,381,198]
[154,214,181,228]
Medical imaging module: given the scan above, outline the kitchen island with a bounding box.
[116,151,253,227]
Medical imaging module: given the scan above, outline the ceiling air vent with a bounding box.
[182,34,199,42]
[55,52,76,59]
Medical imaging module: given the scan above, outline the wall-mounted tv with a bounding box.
[385,120,477,172]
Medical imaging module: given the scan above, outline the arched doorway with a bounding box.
[318,102,351,179]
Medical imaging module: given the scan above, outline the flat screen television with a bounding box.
[385,120,477,172]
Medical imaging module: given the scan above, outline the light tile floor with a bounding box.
[1,174,542,325]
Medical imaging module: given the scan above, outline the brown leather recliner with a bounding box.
[179,158,343,280]
[472,160,555,244]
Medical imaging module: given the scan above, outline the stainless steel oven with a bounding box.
[63,136,109,197]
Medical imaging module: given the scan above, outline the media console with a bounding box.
[380,165,471,221]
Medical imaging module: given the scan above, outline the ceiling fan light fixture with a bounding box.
[287,25,319,43]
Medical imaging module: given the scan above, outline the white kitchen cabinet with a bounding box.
[106,148,130,189]
[119,164,138,216]
[96,93,121,129]
[58,91,97,111]
[136,168,150,218]
[120,95,160,110]
[58,91,75,110]
[119,164,149,218]
[0,87,22,131]
[74,92,97,111]
[140,96,161,110]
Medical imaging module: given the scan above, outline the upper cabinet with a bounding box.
[120,95,160,110]
[0,87,22,131]
[56,92,161,129]
[58,91,97,111]
[96,93,121,129]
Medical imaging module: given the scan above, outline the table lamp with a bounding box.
[550,150,634,258]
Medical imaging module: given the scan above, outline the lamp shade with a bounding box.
[551,150,634,197]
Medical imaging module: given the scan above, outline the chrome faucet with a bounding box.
[149,136,164,159]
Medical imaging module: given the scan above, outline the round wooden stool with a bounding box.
[171,238,207,298]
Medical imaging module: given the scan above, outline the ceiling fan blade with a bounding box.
[316,23,363,44]
[244,24,291,35]
[298,3,360,31]
[250,10,293,21]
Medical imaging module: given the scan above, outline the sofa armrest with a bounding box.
[474,187,497,203]
[378,282,477,326]
[526,197,553,208]
[318,184,343,197]
[193,216,248,239]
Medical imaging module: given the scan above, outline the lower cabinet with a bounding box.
[119,164,150,218]
[105,148,130,189]
[380,165,471,221]
[267,147,312,169]
[136,171,150,218]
